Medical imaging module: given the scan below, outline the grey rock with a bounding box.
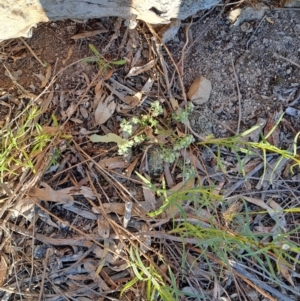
[0,0,221,41]
[228,6,266,27]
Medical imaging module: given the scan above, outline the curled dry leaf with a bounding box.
[94,94,116,125]
[126,59,156,77]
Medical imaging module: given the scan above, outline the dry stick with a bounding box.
[246,16,265,50]
[37,248,50,301]
[3,65,28,94]
[230,52,242,134]
[28,211,36,292]
[146,23,188,104]
[20,37,45,68]
[177,17,193,80]
[10,239,23,299]
[273,52,300,69]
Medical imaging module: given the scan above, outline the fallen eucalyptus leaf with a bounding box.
[89,133,126,146]
[94,94,116,125]
[126,60,156,77]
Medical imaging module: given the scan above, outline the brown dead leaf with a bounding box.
[11,197,34,218]
[99,156,129,169]
[71,29,108,40]
[170,97,179,111]
[264,112,281,146]
[62,45,74,65]
[97,216,110,238]
[41,65,51,88]
[126,60,156,77]
[0,256,7,286]
[60,186,96,199]
[80,106,89,119]
[28,182,73,204]
[93,81,104,110]
[164,163,175,188]
[142,186,157,211]
[126,156,140,177]
[100,269,117,289]
[278,261,294,286]
[123,92,142,108]
[40,87,54,113]
[94,94,116,125]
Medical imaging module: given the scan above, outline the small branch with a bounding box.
[20,37,45,67]
[246,16,265,50]
[273,52,300,69]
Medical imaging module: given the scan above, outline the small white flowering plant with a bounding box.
[118,100,195,162]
